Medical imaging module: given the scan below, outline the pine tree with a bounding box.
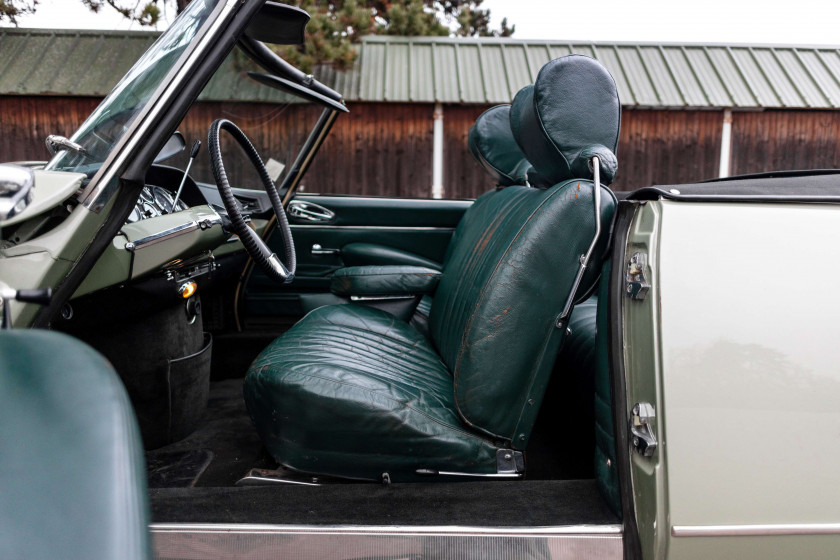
[0,0,38,24]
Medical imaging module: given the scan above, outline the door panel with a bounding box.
[242,195,471,323]
[340,243,442,270]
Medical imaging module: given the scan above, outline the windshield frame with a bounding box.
[76,0,237,212]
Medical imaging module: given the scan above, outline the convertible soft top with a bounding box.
[629,170,840,202]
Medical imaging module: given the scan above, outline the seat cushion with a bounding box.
[244,304,499,481]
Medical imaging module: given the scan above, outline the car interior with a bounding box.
[0,8,631,556]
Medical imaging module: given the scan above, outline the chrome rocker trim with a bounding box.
[671,523,840,537]
[151,523,623,560]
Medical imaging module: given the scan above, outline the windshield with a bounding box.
[45,0,217,179]
[168,68,325,192]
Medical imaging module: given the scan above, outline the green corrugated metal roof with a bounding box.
[4,27,840,109]
[355,36,840,108]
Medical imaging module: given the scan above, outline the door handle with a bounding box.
[311,244,339,256]
[288,200,335,222]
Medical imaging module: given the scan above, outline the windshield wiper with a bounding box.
[45,135,88,157]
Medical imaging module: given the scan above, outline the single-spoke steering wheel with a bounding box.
[208,118,296,284]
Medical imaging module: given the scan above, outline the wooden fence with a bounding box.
[3,95,840,198]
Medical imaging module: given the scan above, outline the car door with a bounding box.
[619,197,840,560]
[238,194,471,328]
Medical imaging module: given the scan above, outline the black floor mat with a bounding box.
[146,449,214,488]
[145,379,274,488]
[150,479,618,526]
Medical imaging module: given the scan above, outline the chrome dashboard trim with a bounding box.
[81,0,238,212]
[127,208,223,251]
[127,222,199,251]
[671,523,840,537]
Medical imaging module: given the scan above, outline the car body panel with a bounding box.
[0,170,85,228]
[1,182,119,326]
[622,200,668,560]
[625,200,840,559]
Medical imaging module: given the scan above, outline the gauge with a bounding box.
[141,202,159,219]
[153,186,175,214]
[139,186,155,204]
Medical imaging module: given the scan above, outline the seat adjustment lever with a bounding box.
[416,449,525,479]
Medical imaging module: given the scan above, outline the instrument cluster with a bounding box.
[126,185,189,223]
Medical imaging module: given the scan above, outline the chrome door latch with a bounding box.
[287,200,335,223]
[630,402,657,457]
[625,252,650,300]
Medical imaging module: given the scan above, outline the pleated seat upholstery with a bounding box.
[245,304,498,480]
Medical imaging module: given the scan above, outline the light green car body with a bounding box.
[624,200,840,559]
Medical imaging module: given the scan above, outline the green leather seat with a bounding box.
[245,55,621,482]
[0,330,150,560]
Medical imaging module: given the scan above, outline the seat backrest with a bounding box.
[429,55,621,448]
[442,98,539,270]
[468,104,533,187]
[0,330,150,560]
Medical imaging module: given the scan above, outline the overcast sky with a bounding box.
[5,0,840,46]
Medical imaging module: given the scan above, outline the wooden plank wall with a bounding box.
[0,96,100,163]
[442,104,494,198]
[612,109,723,190]
[175,102,435,198]
[731,110,840,174]
[3,95,840,198]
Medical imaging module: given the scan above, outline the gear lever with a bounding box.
[171,140,201,212]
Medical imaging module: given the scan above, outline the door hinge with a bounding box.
[625,252,650,300]
[630,402,657,457]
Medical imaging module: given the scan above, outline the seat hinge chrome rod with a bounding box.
[415,469,523,479]
[557,155,602,326]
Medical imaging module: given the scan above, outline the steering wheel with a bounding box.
[208,119,296,284]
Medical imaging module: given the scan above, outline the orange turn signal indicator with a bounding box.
[179,281,197,299]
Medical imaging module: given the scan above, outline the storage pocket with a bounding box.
[166,333,213,444]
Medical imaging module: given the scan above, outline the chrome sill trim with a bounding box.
[671,523,840,537]
[290,225,454,231]
[130,221,199,251]
[150,523,623,537]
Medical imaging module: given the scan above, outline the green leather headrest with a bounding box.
[468,105,533,187]
[510,55,621,186]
